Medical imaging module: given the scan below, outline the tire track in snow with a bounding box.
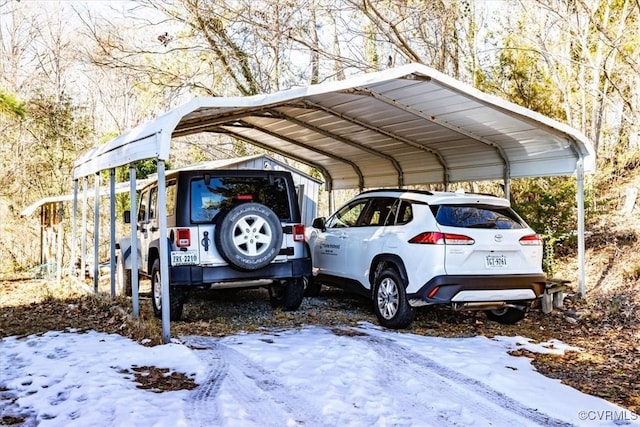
[183,336,324,426]
[182,336,228,426]
[357,331,575,427]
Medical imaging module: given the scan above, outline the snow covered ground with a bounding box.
[1,323,638,426]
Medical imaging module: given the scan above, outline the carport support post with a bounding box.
[109,168,116,299]
[504,178,511,201]
[577,160,586,297]
[56,201,63,284]
[81,177,88,280]
[70,179,78,277]
[129,164,139,318]
[93,172,100,293]
[157,159,171,343]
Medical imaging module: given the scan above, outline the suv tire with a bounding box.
[151,258,185,321]
[116,254,132,297]
[485,306,527,324]
[373,268,413,329]
[268,278,305,311]
[215,203,283,271]
[304,276,322,297]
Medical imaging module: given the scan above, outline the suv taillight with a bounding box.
[176,228,191,248]
[519,234,542,246]
[409,232,475,245]
[293,224,305,242]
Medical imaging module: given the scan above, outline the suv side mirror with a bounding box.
[123,210,131,224]
[312,217,326,231]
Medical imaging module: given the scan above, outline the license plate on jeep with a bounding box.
[485,254,507,268]
[171,250,199,266]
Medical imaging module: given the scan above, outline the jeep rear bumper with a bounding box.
[407,274,546,306]
[168,258,312,286]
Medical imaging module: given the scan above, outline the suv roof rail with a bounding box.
[359,188,434,196]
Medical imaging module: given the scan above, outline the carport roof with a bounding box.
[73,63,595,190]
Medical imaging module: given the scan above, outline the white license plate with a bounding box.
[485,254,507,268]
[171,250,199,266]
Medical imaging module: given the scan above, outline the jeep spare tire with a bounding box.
[215,202,283,271]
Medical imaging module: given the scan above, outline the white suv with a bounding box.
[306,189,546,328]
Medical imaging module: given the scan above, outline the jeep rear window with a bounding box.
[431,204,526,229]
[190,176,291,223]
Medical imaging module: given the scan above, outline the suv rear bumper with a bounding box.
[169,258,312,286]
[408,274,546,306]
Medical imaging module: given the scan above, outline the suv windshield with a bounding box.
[431,204,525,229]
[190,176,291,223]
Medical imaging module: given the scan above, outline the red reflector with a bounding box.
[427,286,440,298]
[293,224,305,242]
[409,232,474,245]
[176,229,191,248]
[237,194,253,201]
[520,234,542,246]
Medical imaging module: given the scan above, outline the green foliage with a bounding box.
[509,176,587,276]
[477,35,566,121]
[0,88,26,118]
[510,176,580,234]
[18,92,93,198]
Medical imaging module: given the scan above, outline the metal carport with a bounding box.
[72,63,595,342]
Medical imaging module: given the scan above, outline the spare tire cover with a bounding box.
[214,202,283,271]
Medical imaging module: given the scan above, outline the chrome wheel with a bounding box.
[373,268,413,329]
[152,266,162,313]
[377,277,399,320]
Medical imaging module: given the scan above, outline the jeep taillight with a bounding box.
[520,234,542,246]
[176,228,191,248]
[293,224,305,242]
[409,232,475,245]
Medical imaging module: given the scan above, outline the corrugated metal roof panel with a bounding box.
[73,63,595,192]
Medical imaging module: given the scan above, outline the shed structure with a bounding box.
[71,63,595,342]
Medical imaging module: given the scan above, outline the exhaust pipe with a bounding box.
[452,302,507,311]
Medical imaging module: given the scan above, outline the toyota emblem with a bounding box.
[494,234,503,242]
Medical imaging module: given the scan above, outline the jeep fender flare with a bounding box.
[148,238,173,274]
[369,254,410,295]
[116,237,132,270]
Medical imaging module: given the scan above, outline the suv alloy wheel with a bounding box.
[373,268,413,329]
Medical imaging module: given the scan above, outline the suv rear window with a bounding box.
[431,204,525,229]
[191,175,291,223]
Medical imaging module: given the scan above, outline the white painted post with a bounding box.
[93,173,100,293]
[56,202,63,284]
[70,179,78,277]
[130,164,139,318]
[576,159,586,297]
[110,169,116,299]
[81,177,88,280]
[157,160,171,343]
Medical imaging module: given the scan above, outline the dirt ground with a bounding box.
[1,272,638,414]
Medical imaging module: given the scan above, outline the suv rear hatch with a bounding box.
[188,173,304,268]
[430,202,543,276]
